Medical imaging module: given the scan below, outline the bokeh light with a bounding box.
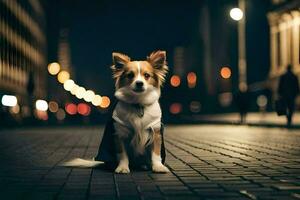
[47,62,60,75]
[218,92,233,107]
[100,96,110,108]
[65,103,77,115]
[35,110,48,120]
[187,72,197,88]
[230,8,243,21]
[220,67,232,79]
[92,95,102,106]
[257,95,268,108]
[1,95,17,107]
[190,101,201,113]
[35,100,48,111]
[10,104,20,114]
[170,103,182,114]
[56,108,66,121]
[83,90,95,102]
[49,101,59,113]
[63,79,75,91]
[57,70,70,84]
[70,84,79,95]
[170,75,181,87]
[77,103,91,116]
[75,87,86,99]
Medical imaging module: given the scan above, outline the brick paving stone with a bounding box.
[1,125,300,199]
[273,185,300,190]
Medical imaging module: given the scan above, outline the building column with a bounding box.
[279,19,287,71]
[270,25,278,76]
[267,12,280,77]
[291,11,300,72]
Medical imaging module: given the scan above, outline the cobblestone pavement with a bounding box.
[1,125,300,200]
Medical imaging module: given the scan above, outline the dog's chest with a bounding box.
[113,101,162,131]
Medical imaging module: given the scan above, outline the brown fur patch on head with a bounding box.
[139,61,158,87]
[111,51,168,89]
[111,52,130,88]
[117,63,136,89]
[147,50,168,86]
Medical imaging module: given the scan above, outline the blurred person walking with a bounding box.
[277,65,300,127]
[234,84,250,124]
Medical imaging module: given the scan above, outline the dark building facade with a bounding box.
[268,0,300,100]
[0,0,47,114]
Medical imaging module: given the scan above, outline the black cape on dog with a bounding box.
[94,100,166,167]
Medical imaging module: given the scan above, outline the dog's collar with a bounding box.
[118,101,151,118]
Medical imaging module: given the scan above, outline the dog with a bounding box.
[110,50,169,173]
[63,50,169,174]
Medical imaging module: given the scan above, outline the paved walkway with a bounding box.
[0,125,300,199]
[186,112,300,127]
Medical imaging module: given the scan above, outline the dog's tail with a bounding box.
[61,158,104,168]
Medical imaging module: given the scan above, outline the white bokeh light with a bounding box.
[230,8,243,21]
[1,95,17,107]
[35,100,48,111]
[84,90,95,102]
[63,79,75,91]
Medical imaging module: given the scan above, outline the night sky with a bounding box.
[46,0,270,99]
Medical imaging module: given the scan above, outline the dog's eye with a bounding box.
[144,73,151,79]
[127,72,134,79]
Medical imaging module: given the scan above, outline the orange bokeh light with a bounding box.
[220,67,231,79]
[100,96,110,108]
[187,72,197,88]
[65,103,77,115]
[77,103,91,116]
[169,103,182,114]
[170,75,181,87]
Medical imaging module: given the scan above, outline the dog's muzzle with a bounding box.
[133,81,145,93]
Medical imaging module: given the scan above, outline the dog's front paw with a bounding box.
[152,163,170,173]
[115,164,130,174]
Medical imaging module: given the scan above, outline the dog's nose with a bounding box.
[135,81,144,88]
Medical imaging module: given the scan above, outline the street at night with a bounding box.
[1,125,300,200]
[1,0,300,199]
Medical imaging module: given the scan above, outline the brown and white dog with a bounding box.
[111,50,169,173]
[63,51,169,174]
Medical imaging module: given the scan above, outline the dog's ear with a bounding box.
[147,50,167,70]
[147,50,168,84]
[112,52,130,69]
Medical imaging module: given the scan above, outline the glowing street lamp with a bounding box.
[229,0,247,90]
[230,8,243,21]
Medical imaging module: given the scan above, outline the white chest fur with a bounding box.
[113,100,161,132]
[112,100,162,154]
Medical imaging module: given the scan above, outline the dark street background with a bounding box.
[0,0,282,126]
[1,0,300,199]
[47,0,270,102]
